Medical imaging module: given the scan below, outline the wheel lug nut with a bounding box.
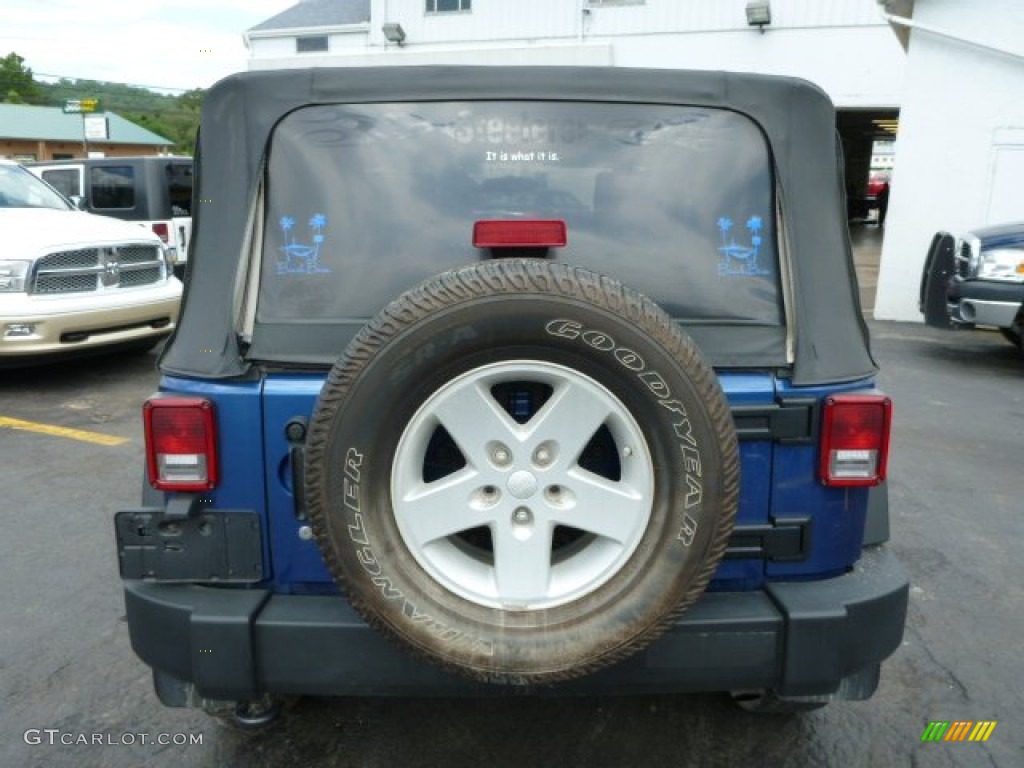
[512,507,532,525]
[533,442,556,467]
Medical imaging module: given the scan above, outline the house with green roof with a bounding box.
[0,103,172,162]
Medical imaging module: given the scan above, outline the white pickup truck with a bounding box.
[25,156,193,279]
[0,158,181,363]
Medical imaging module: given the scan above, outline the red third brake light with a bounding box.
[144,397,218,491]
[473,219,567,249]
[151,222,170,243]
[819,394,892,487]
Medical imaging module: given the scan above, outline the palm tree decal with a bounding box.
[717,214,769,276]
[746,216,762,247]
[277,213,331,275]
[280,216,295,245]
[717,217,733,247]
[310,214,326,239]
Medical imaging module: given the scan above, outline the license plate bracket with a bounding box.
[115,509,263,582]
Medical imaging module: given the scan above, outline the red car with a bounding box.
[867,173,890,198]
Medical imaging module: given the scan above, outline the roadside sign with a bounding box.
[83,115,109,141]
[63,98,102,114]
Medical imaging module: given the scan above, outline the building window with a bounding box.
[296,35,328,53]
[426,0,471,13]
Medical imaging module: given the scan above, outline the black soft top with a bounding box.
[162,66,874,386]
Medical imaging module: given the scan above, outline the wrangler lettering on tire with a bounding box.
[305,260,739,684]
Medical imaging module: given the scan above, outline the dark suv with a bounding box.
[26,156,193,278]
[115,67,907,723]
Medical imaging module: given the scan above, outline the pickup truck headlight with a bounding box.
[0,260,31,292]
[977,248,1024,282]
[161,245,175,276]
[963,235,982,276]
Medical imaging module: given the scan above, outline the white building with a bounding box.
[874,0,1024,321]
[247,1,944,313]
[245,1,906,109]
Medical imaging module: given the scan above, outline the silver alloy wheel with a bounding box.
[391,360,654,611]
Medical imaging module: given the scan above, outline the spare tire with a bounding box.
[305,260,739,684]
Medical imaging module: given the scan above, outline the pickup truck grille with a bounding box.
[32,245,165,295]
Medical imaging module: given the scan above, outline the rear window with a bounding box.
[90,166,135,209]
[258,101,781,327]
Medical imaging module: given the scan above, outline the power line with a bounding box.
[29,82,200,108]
[34,72,192,94]
[2,52,202,93]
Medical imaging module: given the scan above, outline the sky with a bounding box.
[3,0,297,94]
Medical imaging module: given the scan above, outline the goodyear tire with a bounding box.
[305,260,739,684]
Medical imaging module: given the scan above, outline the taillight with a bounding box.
[473,219,567,248]
[151,222,170,243]
[819,394,892,487]
[144,397,218,491]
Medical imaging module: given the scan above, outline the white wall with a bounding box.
[874,0,1024,321]
[248,28,369,59]
[248,42,614,69]
[248,0,905,108]
[365,0,888,44]
[986,131,1024,223]
[605,25,903,107]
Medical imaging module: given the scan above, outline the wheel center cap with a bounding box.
[507,470,538,499]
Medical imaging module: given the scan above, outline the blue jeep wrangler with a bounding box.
[115,66,907,723]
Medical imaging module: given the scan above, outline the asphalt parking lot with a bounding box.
[0,319,1021,768]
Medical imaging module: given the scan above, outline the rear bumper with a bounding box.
[123,546,908,701]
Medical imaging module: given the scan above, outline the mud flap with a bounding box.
[920,232,956,329]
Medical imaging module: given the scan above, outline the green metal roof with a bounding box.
[0,103,173,146]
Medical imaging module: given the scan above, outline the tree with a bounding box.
[178,88,205,115]
[0,52,43,104]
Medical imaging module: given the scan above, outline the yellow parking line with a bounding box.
[0,416,130,446]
